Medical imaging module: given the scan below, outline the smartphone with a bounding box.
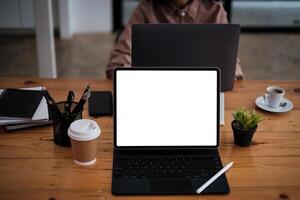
[88,91,113,116]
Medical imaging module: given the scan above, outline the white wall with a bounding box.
[70,0,112,33]
[0,0,20,28]
[0,0,59,28]
[0,0,112,34]
[232,1,300,27]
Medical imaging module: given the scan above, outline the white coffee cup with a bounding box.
[68,119,101,166]
[264,86,285,108]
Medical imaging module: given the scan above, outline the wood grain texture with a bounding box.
[0,78,299,199]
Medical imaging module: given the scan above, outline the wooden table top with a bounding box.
[0,78,299,200]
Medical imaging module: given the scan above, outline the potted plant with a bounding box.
[232,108,263,147]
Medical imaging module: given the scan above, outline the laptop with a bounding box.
[132,24,240,92]
[132,24,240,124]
[112,68,230,195]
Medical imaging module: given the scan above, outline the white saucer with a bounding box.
[255,96,293,113]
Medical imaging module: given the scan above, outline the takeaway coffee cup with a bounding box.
[264,86,285,108]
[68,119,101,166]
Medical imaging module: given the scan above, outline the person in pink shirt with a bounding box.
[106,0,244,79]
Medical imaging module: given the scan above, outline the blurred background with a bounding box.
[0,0,299,79]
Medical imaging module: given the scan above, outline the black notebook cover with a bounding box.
[88,91,113,116]
[0,89,43,119]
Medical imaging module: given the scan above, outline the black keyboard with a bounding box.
[114,156,222,179]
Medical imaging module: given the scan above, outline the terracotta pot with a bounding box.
[231,120,257,147]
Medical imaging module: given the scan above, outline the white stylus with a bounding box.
[196,161,233,194]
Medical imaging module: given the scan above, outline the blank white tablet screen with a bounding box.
[116,70,218,146]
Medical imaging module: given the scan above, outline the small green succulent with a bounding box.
[233,108,262,131]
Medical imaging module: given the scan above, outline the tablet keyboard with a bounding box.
[114,156,222,179]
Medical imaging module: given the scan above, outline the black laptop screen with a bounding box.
[115,68,219,147]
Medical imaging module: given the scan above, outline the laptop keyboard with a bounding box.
[114,156,222,179]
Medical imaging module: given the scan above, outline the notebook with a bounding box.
[0,89,43,119]
[0,87,49,126]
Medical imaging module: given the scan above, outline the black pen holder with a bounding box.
[52,101,83,147]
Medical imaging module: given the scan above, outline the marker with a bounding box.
[41,87,63,120]
[71,85,91,114]
[196,161,233,194]
[64,90,75,114]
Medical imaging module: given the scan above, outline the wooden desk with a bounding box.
[0,78,299,200]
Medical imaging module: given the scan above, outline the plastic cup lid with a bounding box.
[68,119,101,141]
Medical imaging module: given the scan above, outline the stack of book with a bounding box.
[0,87,52,131]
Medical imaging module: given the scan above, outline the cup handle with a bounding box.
[264,93,270,104]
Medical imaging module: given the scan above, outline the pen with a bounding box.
[82,84,90,97]
[41,87,64,120]
[64,90,74,114]
[196,161,233,194]
[71,85,91,114]
[41,87,56,105]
